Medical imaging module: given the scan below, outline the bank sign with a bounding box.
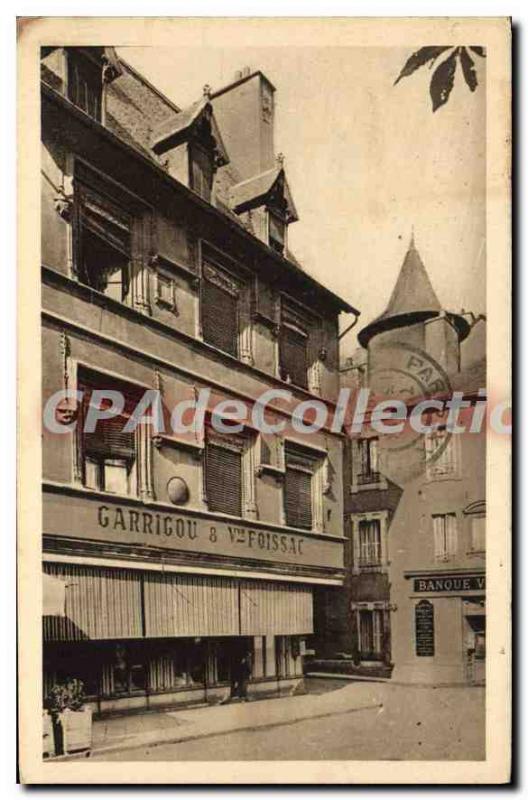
[43,487,344,574]
[413,574,485,593]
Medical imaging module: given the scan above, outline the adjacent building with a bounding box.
[314,238,486,685]
[40,48,358,713]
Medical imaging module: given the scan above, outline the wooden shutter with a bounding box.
[433,516,446,561]
[201,270,238,356]
[279,325,308,388]
[284,467,312,530]
[446,514,458,556]
[206,443,242,516]
[80,381,139,460]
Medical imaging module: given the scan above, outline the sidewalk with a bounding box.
[84,681,384,758]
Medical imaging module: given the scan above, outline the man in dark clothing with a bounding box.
[223,652,252,703]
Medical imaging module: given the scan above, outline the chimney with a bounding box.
[212,69,276,181]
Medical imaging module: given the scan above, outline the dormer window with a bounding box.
[67,49,103,121]
[189,141,214,202]
[151,91,229,203]
[268,211,286,254]
[230,158,298,249]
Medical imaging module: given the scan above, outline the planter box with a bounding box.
[61,707,93,754]
[42,712,55,758]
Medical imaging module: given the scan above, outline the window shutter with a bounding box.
[81,385,137,460]
[373,611,383,655]
[284,468,312,530]
[369,439,379,472]
[206,443,242,516]
[433,516,445,560]
[279,326,308,388]
[446,514,458,556]
[202,275,238,356]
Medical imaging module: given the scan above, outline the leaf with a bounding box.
[394,46,452,85]
[470,46,486,57]
[459,47,478,91]
[429,50,458,111]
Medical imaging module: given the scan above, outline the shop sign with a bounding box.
[43,489,343,572]
[413,574,485,593]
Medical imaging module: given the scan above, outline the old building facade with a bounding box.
[314,238,486,685]
[40,48,358,713]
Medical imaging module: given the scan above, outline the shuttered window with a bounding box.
[78,374,144,494]
[279,324,308,389]
[206,442,242,516]
[75,181,132,301]
[433,513,457,561]
[284,446,316,530]
[190,143,214,201]
[201,264,239,356]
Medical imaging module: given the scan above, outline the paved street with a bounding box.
[90,681,485,762]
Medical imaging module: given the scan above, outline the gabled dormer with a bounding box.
[229,156,298,254]
[151,87,229,202]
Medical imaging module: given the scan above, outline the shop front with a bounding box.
[43,561,311,714]
[391,570,486,685]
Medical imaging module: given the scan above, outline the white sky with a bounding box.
[118,46,486,356]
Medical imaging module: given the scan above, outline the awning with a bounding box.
[43,564,314,641]
[240,580,313,635]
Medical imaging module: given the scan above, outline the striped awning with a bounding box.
[43,563,314,641]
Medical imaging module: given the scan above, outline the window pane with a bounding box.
[84,457,100,490]
[67,51,102,121]
[104,459,129,494]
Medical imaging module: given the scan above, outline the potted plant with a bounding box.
[44,678,92,755]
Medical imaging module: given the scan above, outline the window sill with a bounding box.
[350,479,387,494]
[353,565,388,575]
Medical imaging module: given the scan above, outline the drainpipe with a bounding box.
[338,310,361,342]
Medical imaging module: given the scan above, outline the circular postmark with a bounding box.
[368,341,453,482]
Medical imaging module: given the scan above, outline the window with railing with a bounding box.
[356,437,380,485]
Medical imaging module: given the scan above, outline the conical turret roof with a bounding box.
[358,236,470,347]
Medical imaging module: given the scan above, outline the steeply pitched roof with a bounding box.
[379,238,441,319]
[358,237,469,347]
[150,97,229,166]
[229,166,298,222]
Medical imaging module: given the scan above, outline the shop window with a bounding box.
[201,261,240,356]
[78,374,145,497]
[268,211,286,254]
[359,609,383,661]
[470,516,486,553]
[284,444,321,530]
[358,519,382,567]
[189,142,214,201]
[74,180,132,302]
[279,303,309,388]
[67,50,103,121]
[425,420,457,479]
[356,437,379,485]
[110,643,147,695]
[433,513,458,562]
